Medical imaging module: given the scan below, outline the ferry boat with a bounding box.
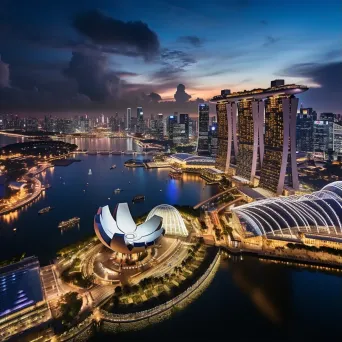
[58,217,80,229]
[114,188,122,194]
[88,169,92,175]
[38,206,54,215]
[110,165,116,170]
[132,195,145,203]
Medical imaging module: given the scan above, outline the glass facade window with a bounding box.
[197,104,209,155]
[216,103,228,171]
[236,100,254,180]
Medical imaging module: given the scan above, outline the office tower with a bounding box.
[209,122,218,157]
[216,103,229,171]
[167,115,177,140]
[296,108,316,152]
[313,117,342,159]
[179,114,189,143]
[211,81,308,195]
[136,107,144,134]
[101,114,105,125]
[197,104,210,155]
[126,108,131,130]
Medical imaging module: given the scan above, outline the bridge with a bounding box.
[193,187,239,210]
[73,150,157,155]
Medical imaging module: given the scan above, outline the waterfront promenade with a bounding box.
[0,163,52,215]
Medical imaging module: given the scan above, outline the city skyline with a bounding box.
[0,0,341,114]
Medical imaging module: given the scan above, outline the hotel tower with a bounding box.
[210,80,308,195]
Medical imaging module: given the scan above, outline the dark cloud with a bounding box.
[280,61,342,113]
[263,36,280,47]
[174,84,191,103]
[73,10,160,60]
[0,56,10,88]
[260,20,268,25]
[64,51,120,102]
[148,92,162,102]
[153,49,196,81]
[178,35,204,47]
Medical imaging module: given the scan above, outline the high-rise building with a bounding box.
[258,95,298,194]
[167,115,177,140]
[296,108,316,152]
[209,122,218,157]
[136,107,144,134]
[235,99,264,182]
[179,114,189,144]
[210,81,308,195]
[197,104,210,155]
[126,108,131,130]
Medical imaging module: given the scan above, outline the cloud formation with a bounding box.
[280,61,342,112]
[64,52,120,102]
[73,10,160,60]
[174,84,191,103]
[178,35,204,47]
[0,56,10,88]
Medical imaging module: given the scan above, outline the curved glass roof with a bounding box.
[232,181,342,238]
[146,204,188,237]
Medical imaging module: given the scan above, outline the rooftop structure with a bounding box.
[210,84,308,103]
[146,204,188,237]
[0,257,44,318]
[232,181,342,238]
[94,203,165,254]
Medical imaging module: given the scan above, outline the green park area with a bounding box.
[102,243,218,314]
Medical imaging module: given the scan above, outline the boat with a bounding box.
[38,206,54,215]
[58,217,80,229]
[132,195,145,203]
[114,188,122,194]
[88,169,92,175]
[13,228,17,232]
[110,165,116,170]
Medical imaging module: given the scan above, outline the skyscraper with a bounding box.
[136,107,144,134]
[296,108,316,152]
[126,108,131,130]
[197,104,210,155]
[236,99,264,182]
[179,114,189,144]
[167,115,177,140]
[211,81,308,195]
[209,122,218,157]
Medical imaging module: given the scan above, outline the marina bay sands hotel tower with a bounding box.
[210,80,309,195]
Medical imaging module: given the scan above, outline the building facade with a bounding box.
[197,104,210,155]
[211,81,308,195]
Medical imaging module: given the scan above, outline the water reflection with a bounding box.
[227,257,292,326]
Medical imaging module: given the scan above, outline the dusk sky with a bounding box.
[0,0,341,115]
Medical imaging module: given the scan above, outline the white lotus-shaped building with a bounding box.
[94,203,164,254]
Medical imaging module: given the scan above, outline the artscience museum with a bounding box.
[94,203,165,254]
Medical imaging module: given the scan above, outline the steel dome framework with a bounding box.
[232,182,342,238]
[146,204,188,237]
